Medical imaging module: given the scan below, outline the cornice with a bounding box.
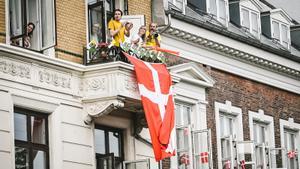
[163,27,300,80]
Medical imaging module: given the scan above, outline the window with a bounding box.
[253,122,267,168]
[208,0,228,25]
[284,129,298,169]
[249,110,275,169]
[272,20,290,49]
[219,113,235,168]
[9,0,56,51]
[14,108,49,169]
[241,7,260,38]
[175,103,192,169]
[280,118,300,169]
[94,125,124,169]
[88,0,128,43]
[215,101,243,169]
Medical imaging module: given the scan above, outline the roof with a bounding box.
[165,2,300,63]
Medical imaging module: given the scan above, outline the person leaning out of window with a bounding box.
[145,22,161,49]
[108,9,133,47]
[10,22,35,48]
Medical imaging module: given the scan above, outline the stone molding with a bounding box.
[164,27,300,80]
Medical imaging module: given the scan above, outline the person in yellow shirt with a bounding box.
[145,22,161,48]
[108,9,132,47]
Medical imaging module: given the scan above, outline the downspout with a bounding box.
[159,14,172,34]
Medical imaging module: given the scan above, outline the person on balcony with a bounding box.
[145,22,161,48]
[10,22,35,48]
[108,9,132,47]
[131,26,146,46]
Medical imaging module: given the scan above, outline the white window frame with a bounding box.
[249,109,275,147]
[240,6,261,39]
[171,95,211,169]
[280,118,300,169]
[208,0,229,27]
[249,110,275,169]
[169,0,186,14]
[7,0,56,52]
[172,101,194,169]
[271,18,291,49]
[215,100,243,169]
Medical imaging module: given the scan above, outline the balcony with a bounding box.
[82,42,186,66]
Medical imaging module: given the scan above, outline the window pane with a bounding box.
[242,8,250,29]
[218,0,226,24]
[41,0,55,49]
[175,0,184,11]
[9,0,23,37]
[251,12,259,37]
[109,131,120,157]
[14,113,27,141]
[95,129,105,154]
[209,0,217,16]
[272,21,280,40]
[176,128,189,151]
[89,2,104,43]
[175,104,181,125]
[15,147,29,169]
[33,150,46,169]
[182,106,190,126]
[31,116,46,144]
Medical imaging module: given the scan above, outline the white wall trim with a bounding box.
[215,100,243,169]
[279,118,300,168]
[5,0,9,44]
[248,109,275,147]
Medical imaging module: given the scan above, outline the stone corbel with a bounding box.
[83,97,125,125]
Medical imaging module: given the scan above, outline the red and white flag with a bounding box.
[124,52,176,161]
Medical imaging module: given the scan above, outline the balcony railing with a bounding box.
[83,42,187,66]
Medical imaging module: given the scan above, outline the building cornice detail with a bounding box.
[163,27,300,80]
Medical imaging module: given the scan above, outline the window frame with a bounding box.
[174,102,194,169]
[94,125,124,165]
[271,18,290,49]
[215,100,243,169]
[208,0,229,27]
[14,107,50,169]
[8,0,57,52]
[280,118,300,169]
[240,6,261,39]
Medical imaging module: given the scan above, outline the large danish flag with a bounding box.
[124,52,176,161]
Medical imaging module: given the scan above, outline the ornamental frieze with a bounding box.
[0,59,31,79]
[38,69,71,88]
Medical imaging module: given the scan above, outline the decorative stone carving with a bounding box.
[88,78,105,91]
[125,76,138,92]
[0,60,31,79]
[39,69,71,88]
[85,99,124,117]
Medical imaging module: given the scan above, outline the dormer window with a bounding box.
[229,0,261,38]
[241,7,260,38]
[272,20,290,48]
[261,9,292,50]
[188,0,229,26]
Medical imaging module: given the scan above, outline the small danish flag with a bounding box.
[288,150,297,159]
[240,160,246,169]
[225,160,231,169]
[200,152,209,163]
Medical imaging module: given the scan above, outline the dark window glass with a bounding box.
[14,108,49,169]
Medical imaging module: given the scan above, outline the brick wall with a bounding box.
[205,67,300,169]
[55,0,86,63]
[0,0,6,43]
[128,0,152,26]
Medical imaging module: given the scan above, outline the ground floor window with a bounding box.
[14,107,49,169]
[94,125,124,169]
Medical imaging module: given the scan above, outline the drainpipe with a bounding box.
[159,14,172,34]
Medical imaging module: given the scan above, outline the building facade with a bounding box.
[0,0,299,169]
